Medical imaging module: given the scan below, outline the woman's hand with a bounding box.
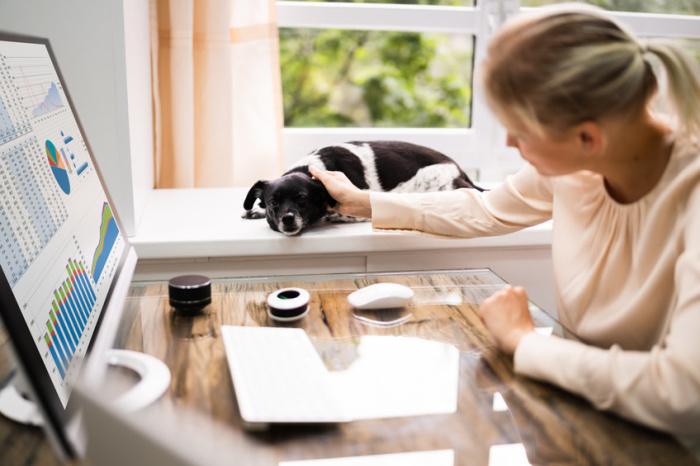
[477,286,535,355]
[309,167,372,218]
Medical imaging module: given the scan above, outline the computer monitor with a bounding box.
[0,32,137,459]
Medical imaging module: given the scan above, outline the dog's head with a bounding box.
[243,171,336,235]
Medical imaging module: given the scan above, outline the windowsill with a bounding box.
[129,188,552,259]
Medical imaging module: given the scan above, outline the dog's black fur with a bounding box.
[242,141,482,235]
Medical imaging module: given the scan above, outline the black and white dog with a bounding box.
[242,141,482,235]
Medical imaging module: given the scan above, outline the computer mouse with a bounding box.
[347,283,414,310]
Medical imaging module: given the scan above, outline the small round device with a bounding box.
[168,274,212,313]
[267,287,310,322]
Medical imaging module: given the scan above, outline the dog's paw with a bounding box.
[241,210,266,220]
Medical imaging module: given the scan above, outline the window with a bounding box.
[277,1,700,182]
[277,0,515,181]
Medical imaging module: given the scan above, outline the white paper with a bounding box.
[221,326,460,423]
[488,443,531,466]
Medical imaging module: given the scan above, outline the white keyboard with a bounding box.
[221,326,351,424]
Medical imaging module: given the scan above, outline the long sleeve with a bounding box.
[514,183,700,436]
[370,164,553,237]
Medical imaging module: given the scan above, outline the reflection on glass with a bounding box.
[416,290,464,306]
[488,443,531,466]
[492,391,508,412]
[352,311,414,327]
[329,335,460,419]
[280,449,455,466]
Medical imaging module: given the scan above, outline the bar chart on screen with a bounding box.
[41,256,97,382]
[16,232,104,406]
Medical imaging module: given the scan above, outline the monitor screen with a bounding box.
[0,37,127,409]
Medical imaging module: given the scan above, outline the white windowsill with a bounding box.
[129,188,552,260]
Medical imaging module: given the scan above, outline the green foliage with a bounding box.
[280,28,472,128]
[279,0,699,128]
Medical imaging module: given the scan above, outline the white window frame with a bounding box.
[277,0,519,181]
[276,1,700,182]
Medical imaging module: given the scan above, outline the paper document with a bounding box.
[221,326,459,424]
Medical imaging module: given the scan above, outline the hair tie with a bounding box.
[637,42,655,64]
[638,41,651,56]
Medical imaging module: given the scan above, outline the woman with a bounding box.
[310,5,700,436]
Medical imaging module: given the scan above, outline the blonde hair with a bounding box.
[482,4,700,139]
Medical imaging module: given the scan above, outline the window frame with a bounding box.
[276,1,700,182]
[277,0,518,180]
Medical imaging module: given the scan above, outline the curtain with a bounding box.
[151,0,284,188]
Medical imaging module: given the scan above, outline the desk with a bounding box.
[1,269,697,465]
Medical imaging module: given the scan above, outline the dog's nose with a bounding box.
[282,213,296,226]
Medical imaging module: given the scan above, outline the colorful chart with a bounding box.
[45,139,70,194]
[43,258,97,379]
[91,202,119,283]
[57,129,90,176]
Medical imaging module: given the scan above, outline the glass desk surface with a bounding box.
[0,269,695,465]
[110,268,697,466]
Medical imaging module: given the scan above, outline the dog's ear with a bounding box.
[243,180,268,210]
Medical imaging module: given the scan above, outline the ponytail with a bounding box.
[643,40,700,141]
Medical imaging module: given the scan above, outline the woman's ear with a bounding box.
[575,121,605,156]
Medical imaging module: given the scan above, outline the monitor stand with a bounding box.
[0,349,171,426]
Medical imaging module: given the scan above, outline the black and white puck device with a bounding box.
[168,274,212,313]
[267,288,310,322]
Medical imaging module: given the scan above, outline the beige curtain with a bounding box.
[151,0,284,188]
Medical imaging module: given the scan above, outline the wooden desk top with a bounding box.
[1,269,697,465]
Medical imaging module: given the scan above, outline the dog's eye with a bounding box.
[297,194,307,203]
[269,199,278,208]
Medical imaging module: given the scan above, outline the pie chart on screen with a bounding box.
[45,139,70,194]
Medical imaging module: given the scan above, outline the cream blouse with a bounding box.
[369,137,700,436]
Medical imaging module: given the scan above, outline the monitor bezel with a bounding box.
[0,31,131,458]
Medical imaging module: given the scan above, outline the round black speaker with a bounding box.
[168,274,212,313]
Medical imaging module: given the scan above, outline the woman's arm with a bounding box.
[481,186,700,436]
[312,163,554,238]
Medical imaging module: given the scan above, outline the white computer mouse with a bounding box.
[347,283,414,310]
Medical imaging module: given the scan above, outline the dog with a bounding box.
[242,141,483,235]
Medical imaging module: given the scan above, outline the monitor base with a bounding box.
[0,373,42,425]
[0,349,171,426]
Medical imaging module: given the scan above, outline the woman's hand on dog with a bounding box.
[310,167,372,218]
